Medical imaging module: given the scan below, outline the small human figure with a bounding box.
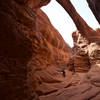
[61,70,66,77]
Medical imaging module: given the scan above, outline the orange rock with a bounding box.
[1,0,100,100]
[0,0,72,100]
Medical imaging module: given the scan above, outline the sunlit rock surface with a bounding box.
[40,30,100,100]
[71,31,90,72]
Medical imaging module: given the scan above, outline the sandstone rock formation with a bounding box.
[0,0,100,100]
[40,30,100,100]
[71,31,90,72]
[39,0,100,100]
[87,0,100,24]
[40,65,100,100]
[56,0,100,44]
[0,0,72,100]
[70,30,100,72]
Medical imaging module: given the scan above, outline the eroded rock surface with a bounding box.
[40,30,100,100]
[67,29,100,72]
[40,65,100,100]
[71,31,90,72]
[0,0,72,100]
[0,0,100,100]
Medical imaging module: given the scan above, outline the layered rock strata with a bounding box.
[0,0,100,100]
[0,0,72,100]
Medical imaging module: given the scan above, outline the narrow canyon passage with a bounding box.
[0,0,100,100]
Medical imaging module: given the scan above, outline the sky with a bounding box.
[41,0,100,47]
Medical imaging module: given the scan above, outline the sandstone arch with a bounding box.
[56,0,100,43]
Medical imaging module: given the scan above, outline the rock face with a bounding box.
[69,30,100,72]
[0,0,72,100]
[40,65,100,100]
[71,31,90,72]
[56,0,100,44]
[1,0,100,100]
[39,0,100,100]
[87,0,100,24]
[39,31,100,100]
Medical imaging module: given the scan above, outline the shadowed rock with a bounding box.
[0,0,72,100]
[87,0,100,24]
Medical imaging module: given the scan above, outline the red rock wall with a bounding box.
[1,0,100,100]
[40,29,100,100]
[0,0,72,100]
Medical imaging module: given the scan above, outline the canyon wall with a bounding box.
[40,30,100,100]
[0,0,72,100]
[0,0,100,100]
